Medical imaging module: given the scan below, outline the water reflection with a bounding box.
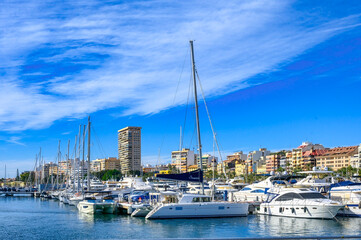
[255,215,360,237]
[78,212,120,224]
[1,197,361,239]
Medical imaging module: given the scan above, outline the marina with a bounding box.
[1,196,361,239]
[2,1,361,239]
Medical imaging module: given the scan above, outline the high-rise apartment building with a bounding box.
[118,127,142,174]
[171,148,196,173]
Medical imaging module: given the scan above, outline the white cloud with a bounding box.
[0,0,360,131]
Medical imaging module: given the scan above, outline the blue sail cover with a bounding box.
[156,169,203,183]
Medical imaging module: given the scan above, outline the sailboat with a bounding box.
[146,41,249,219]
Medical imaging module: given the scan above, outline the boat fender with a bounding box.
[359,201,361,209]
[127,206,133,215]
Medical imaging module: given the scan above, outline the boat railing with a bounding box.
[330,195,361,205]
[147,203,163,216]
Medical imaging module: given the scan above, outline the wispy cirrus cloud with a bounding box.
[1,0,361,131]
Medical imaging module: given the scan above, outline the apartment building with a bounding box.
[316,146,358,171]
[118,127,142,174]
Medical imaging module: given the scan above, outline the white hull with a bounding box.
[69,199,83,206]
[259,203,341,219]
[233,192,266,202]
[146,202,248,219]
[77,202,116,214]
[131,206,153,217]
[338,204,361,217]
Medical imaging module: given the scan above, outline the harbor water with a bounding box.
[1,197,361,239]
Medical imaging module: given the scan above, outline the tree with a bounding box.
[293,165,302,174]
[92,169,122,181]
[167,164,179,174]
[305,163,313,171]
[20,171,35,183]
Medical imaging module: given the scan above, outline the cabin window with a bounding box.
[299,192,326,199]
[219,206,225,210]
[83,206,88,208]
[251,189,265,193]
[202,197,211,202]
[279,207,283,213]
[175,207,183,210]
[275,193,302,201]
[192,198,200,202]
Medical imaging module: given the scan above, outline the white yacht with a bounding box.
[68,193,85,206]
[228,178,248,190]
[295,169,336,193]
[259,188,343,219]
[90,178,105,191]
[145,194,248,219]
[131,205,153,217]
[329,181,361,217]
[130,191,178,217]
[233,176,290,202]
[187,182,213,196]
[77,196,116,214]
[209,180,237,192]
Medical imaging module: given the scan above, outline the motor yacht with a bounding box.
[77,196,116,214]
[232,176,290,202]
[329,181,361,217]
[68,192,84,206]
[259,187,343,219]
[187,183,213,196]
[131,205,153,217]
[295,169,336,193]
[145,193,248,219]
[90,178,105,191]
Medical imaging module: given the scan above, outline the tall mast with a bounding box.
[179,126,182,151]
[4,164,6,187]
[82,125,86,193]
[73,135,77,192]
[190,40,204,195]
[57,140,60,189]
[39,147,42,185]
[77,125,81,192]
[66,140,70,189]
[35,154,38,187]
[87,116,91,191]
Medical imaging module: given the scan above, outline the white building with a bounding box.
[246,148,271,173]
[351,144,361,169]
[197,154,218,168]
[171,148,196,173]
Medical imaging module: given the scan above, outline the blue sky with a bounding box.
[1,0,361,177]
